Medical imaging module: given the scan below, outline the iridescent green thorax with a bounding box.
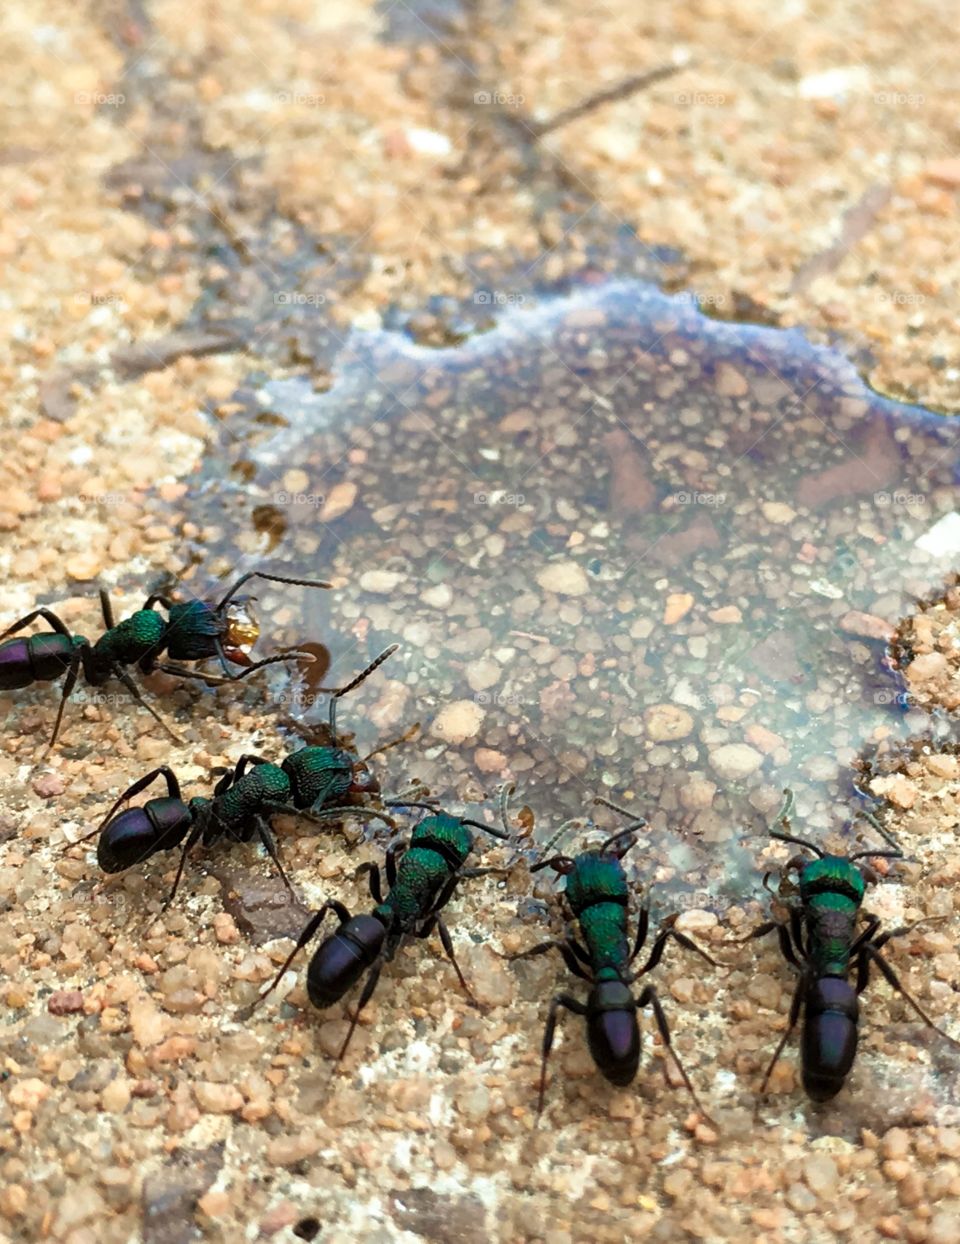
[799,856,865,911]
[188,796,212,815]
[409,814,473,868]
[377,847,451,924]
[282,746,354,809]
[800,856,865,976]
[164,600,221,660]
[93,610,165,664]
[216,763,291,823]
[376,815,474,928]
[564,853,629,917]
[563,853,630,979]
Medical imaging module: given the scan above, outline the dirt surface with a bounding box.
[2,3,960,1243]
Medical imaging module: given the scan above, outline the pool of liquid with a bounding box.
[170,277,960,909]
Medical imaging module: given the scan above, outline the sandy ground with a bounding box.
[2,2,960,1242]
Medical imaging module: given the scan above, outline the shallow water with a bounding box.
[174,278,960,908]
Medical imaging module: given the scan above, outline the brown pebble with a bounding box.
[924,157,960,189]
[194,1082,244,1113]
[259,1201,299,1235]
[714,363,749,397]
[644,703,694,741]
[320,480,358,521]
[47,990,85,1015]
[663,592,695,624]
[475,747,508,773]
[839,610,896,642]
[266,1133,324,1166]
[32,773,66,799]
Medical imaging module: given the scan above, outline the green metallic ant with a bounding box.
[242,789,515,1062]
[71,647,407,907]
[0,571,330,749]
[736,788,960,1101]
[505,797,722,1118]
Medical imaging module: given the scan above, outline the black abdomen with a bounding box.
[97,799,192,873]
[306,915,385,1008]
[802,975,859,1102]
[0,635,73,689]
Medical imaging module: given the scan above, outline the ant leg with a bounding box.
[141,594,175,612]
[252,815,294,895]
[110,665,182,742]
[432,917,478,1004]
[758,975,805,1094]
[355,861,385,904]
[264,802,397,840]
[150,653,316,684]
[862,945,960,1049]
[46,653,81,752]
[868,916,948,954]
[0,607,72,640]
[788,907,809,960]
[849,913,882,956]
[633,917,725,977]
[213,754,272,796]
[236,901,349,1020]
[500,938,593,982]
[69,766,183,847]
[336,962,383,1065]
[98,590,116,629]
[216,651,316,680]
[536,994,588,1116]
[384,843,405,888]
[162,819,205,910]
[629,904,650,963]
[638,984,715,1125]
[722,920,802,970]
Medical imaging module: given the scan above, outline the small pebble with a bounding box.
[663,592,695,624]
[431,700,484,744]
[47,990,85,1015]
[358,570,402,594]
[194,1082,244,1113]
[709,743,763,780]
[536,561,589,597]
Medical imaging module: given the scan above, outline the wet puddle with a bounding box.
[171,278,960,908]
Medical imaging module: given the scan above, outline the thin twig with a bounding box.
[530,64,688,138]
